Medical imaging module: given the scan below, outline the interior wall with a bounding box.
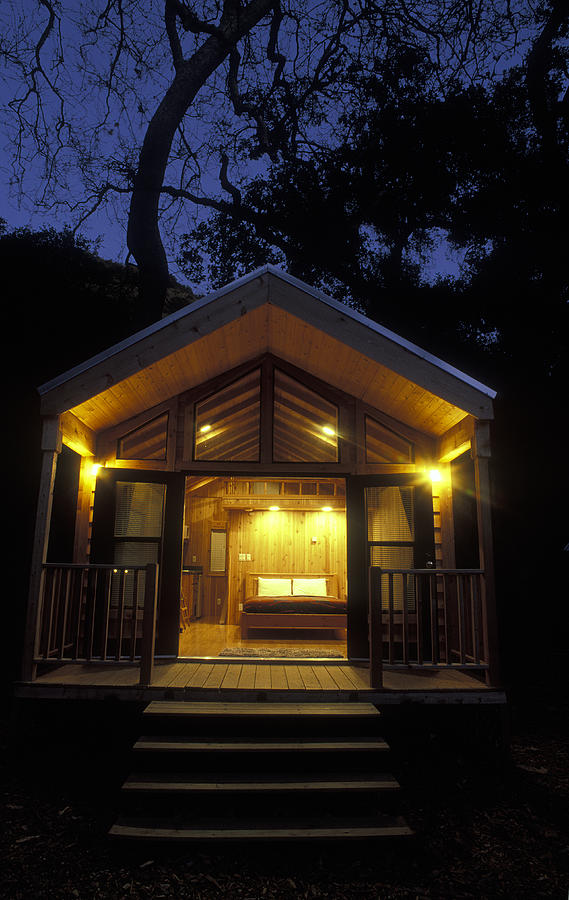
[227,508,347,625]
[183,478,347,626]
[182,490,228,622]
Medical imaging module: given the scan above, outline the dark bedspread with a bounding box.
[243,595,347,614]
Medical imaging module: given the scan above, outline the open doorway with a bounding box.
[179,476,347,658]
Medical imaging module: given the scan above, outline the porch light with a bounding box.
[269,505,280,511]
[321,506,333,512]
[199,423,212,433]
[322,425,335,436]
[429,469,442,483]
[90,463,102,477]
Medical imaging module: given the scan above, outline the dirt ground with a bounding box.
[1,688,567,900]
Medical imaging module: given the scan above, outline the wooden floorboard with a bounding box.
[23,660,505,705]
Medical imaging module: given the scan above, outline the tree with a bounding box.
[177,6,568,383]
[1,0,545,326]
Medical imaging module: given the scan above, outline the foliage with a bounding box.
[178,32,569,384]
[0,0,548,323]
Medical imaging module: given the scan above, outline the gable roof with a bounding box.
[39,265,495,436]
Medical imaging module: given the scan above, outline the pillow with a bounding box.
[292,577,328,597]
[257,577,292,596]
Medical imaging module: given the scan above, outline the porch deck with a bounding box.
[15,660,506,704]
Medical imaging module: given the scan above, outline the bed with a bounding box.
[241,573,347,638]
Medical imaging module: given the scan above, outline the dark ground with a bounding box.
[1,683,567,900]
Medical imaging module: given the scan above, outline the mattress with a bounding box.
[243,595,347,614]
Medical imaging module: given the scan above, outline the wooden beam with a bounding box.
[437,416,474,463]
[22,416,62,681]
[60,411,96,457]
[472,421,500,687]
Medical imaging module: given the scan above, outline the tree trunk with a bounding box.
[127,0,276,330]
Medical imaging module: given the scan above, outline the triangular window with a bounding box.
[273,370,338,462]
[194,369,261,461]
[365,416,413,464]
[117,412,169,461]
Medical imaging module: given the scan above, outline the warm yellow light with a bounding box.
[322,425,335,436]
[199,423,212,433]
[429,469,442,483]
[269,505,280,511]
[321,506,333,512]
[91,463,102,477]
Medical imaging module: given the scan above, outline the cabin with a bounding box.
[18,266,505,704]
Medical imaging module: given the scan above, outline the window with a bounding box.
[273,370,338,462]
[117,413,168,460]
[209,528,227,574]
[194,370,261,461]
[365,416,413,464]
[366,485,416,611]
[112,481,166,608]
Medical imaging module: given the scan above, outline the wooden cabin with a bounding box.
[20,266,504,702]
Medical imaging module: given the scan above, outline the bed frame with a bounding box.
[241,573,347,639]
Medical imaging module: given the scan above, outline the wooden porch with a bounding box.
[15,658,505,704]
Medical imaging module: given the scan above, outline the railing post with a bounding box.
[139,563,159,687]
[368,567,383,689]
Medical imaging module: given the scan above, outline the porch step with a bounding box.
[122,771,400,793]
[110,816,413,842]
[109,700,412,842]
[142,700,381,719]
[133,736,390,753]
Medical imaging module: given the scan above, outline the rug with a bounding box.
[218,647,345,659]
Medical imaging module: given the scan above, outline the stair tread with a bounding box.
[134,736,389,752]
[143,701,380,718]
[110,816,413,841]
[123,772,400,792]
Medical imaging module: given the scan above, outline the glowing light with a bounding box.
[269,505,280,511]
[429,469,442,483]
[321,506,333,512]
[91,463,102,477]
[322,425,335,436]
[199,423,212,433]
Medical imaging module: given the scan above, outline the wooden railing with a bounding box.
[34,563,159,686]
[368,568,489,688]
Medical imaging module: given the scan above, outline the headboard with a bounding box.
[245,573,338,599]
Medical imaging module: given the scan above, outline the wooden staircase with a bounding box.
[109,700,413,842]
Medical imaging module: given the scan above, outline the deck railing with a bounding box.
[368,567,489,688]
[34,563,158,685]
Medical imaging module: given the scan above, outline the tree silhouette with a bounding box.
[1,0,554,326]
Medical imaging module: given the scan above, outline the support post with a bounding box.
[139,563,159,687]
[473,421,501,687]
[21,417,62,682]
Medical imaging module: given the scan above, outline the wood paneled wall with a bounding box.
[226,508,347,626]
[183,479,347,626]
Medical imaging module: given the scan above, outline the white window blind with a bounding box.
[114,482,166,538]
[209,529,227,574]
